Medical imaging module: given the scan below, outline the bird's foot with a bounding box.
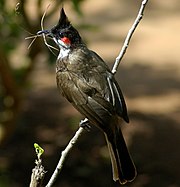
[79,118,91,131]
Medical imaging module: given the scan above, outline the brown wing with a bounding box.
[56,49,129,127]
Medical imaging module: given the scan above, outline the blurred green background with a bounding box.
[0,0,180,186]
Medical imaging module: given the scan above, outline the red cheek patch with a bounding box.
[61,37,71,44]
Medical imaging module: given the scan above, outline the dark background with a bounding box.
[0,0,180,186]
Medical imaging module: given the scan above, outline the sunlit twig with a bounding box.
[112,0,149,74]
[25,3,58,52]
[25,35,38,49]
[40,3,58,52]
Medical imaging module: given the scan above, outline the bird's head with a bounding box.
[37,8,82,50]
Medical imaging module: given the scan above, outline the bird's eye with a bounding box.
[59,32,64,38]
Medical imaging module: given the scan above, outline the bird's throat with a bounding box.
[58,47,70,60]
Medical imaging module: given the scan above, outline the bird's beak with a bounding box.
[37,30,52,37]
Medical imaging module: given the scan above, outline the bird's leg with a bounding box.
[79,118,91,131]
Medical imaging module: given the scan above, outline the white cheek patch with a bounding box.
[54,38,71,60]
[57,39,66,47]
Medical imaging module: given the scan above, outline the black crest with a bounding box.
[58,8,71,29]
[50,8,83,46]
[51,8,72,34]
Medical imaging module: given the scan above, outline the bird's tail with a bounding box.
[104,126,136,184]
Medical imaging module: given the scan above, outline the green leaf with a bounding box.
[34,143,44,159]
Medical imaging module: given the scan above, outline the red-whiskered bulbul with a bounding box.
[38,8,136,184]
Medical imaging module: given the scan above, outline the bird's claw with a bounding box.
[79,118,91,131]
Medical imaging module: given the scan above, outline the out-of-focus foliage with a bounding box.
[0,0,83,145]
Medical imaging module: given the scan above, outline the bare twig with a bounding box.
[112,0,149,74]
[40,3,59,52]
[30,144,46,187]
[46,126,86,187]
[25,3,58,52]
[26,35,38,50]
[29,159,45,187]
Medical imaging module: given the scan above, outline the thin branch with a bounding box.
[40,3,59,53]
[29,159,45,187]
[46,126,86,187]
[111,0,149,74]
[29,144,46,187]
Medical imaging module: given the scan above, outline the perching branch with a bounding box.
[46,125,86,187]
[33,1,149,186]
[112,0,149,74]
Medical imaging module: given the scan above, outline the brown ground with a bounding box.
[1,0,180,187]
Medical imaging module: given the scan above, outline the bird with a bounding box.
[37,8,137,184]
